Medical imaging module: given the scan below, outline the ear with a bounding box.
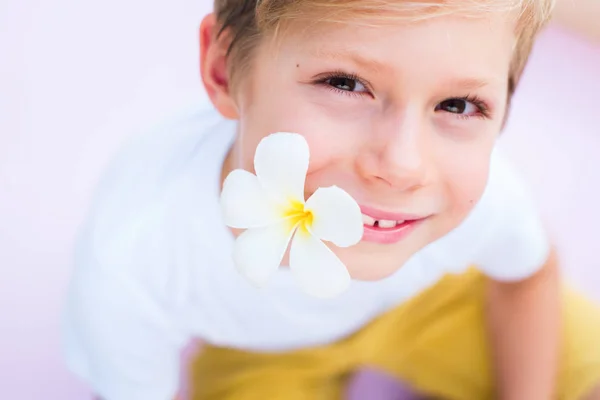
[199,14,239,120]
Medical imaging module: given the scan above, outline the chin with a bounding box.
[346,259,406,281]
[339,244,417,282]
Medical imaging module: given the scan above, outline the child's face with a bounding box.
[212,13,516,280]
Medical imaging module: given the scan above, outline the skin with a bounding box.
[199,10,598,400]
[210,15,511,281]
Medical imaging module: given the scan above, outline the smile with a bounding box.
[360,205,427,244]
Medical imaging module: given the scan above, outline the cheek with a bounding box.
[442,153,491,218]
[433,123,496,213]
[239,96,361,173]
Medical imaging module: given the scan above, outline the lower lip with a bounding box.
[362,219,424,244]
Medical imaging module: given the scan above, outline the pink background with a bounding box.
[0,1,598,399]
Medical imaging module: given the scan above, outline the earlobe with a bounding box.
[199,13,239,120]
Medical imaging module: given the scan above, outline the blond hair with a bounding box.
[214,0,555,97]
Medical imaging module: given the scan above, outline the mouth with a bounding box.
[359,205,428,244]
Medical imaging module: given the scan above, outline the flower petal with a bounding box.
[221,169,282,229]
[254,132,309,203]
[289,231,351,298]
[305,186,363,247]
[233,220,296,287]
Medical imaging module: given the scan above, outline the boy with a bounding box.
[63,0,600,399]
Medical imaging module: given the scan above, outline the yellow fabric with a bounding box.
[190,269,600,400]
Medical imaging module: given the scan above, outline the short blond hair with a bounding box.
[214,0,555,97]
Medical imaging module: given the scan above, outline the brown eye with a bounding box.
[326,76,366,92]
[436,98,477,115]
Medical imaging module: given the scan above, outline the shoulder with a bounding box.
[77,107,233,281]
[90,106,225,214]
[474,150,551,280]
[419,149,550,280]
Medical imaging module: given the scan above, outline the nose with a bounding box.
[358,111,431,192]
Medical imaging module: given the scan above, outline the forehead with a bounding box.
[266,13,516,83]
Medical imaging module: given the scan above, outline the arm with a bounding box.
[486,248,561,400]
[470,152,562,399]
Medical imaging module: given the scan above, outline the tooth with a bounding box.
[362,214,376,226]
[378,219,397,228]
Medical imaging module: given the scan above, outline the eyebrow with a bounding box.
[450,78,492,90]
[307,48,391,73]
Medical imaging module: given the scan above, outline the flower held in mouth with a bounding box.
[220,132,364,298]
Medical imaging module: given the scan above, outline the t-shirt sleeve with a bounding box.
[62,143,194,400]
[472,150,551,281]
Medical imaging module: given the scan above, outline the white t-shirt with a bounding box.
[63,107,550,400]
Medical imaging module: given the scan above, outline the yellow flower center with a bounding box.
[284,199,314,234]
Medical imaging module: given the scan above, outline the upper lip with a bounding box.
[359,205,428,221]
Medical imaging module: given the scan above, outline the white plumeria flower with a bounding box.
[220,132,364,298]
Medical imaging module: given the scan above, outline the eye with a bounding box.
[436,98,478,115]
[312,71,373,98]
[325,76,368,93]
[435,96,490,119]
